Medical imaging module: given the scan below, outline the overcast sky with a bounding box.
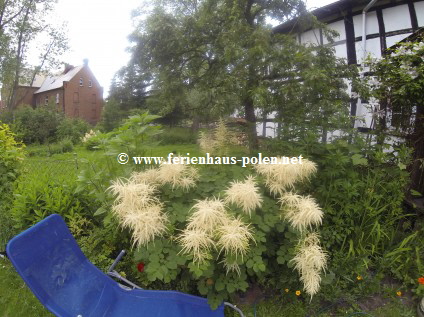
[48,0,338,97]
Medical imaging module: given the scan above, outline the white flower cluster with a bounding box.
[254,158,317,196]
[224,175,262,216]
[109,179,168,247]
[253,158,327,297]
[81,130,97,143]
[178,197,255,273]
[131,160,199,190]
[109,160,200,247]
[389,42,423,80]
[198,119,238,155]
[291,233,327,297]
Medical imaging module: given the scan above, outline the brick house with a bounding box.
[33,60,103,125]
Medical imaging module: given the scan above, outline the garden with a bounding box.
[0,104,423,316]
[1,0,424,316]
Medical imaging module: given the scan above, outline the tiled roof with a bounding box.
[35,65,84,94]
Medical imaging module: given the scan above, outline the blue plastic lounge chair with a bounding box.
[6,214,244,317]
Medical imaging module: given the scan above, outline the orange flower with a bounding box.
[356,275,363,281]
[418,277,424,285]
[396,291,402,296]
[295,290,301,296]
[284,288,289,293]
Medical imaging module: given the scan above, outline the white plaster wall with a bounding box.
[386,33,413,48]
[323,20,346,44]
[416,1,424,27]
[301,29,321,45]
[356,37,381,63]
[333,43,348,59]
[352,11,380,38]
[383,5,411,32]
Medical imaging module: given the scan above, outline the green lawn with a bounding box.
[0,259,53,317]
[0,257,417,317]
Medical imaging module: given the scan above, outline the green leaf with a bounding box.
[215,279,225,292]
[93,207,107,216]
[351,154,368,166]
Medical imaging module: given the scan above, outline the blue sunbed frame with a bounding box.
[6,214,244,317]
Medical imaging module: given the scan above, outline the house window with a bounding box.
[89,80,92,87]
[73,92,79,103]
[45,96,48,105]
[79,78,83,86]
[56,93,59,104]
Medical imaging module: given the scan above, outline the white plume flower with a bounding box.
[291,233,328,297]
[216,216,255,260]
[224,175,263,216]
[177,228,214,264]
[121,204,168,247]
[254,157,318,196]
[187,197,229,234]
[198,131,217,154]
[221,257,241,276]
[130,168,161,185]
[109,178,168,246]
[280,194,323,232]
[157,161,199,190]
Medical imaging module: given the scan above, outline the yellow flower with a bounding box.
[356,275,363,281]
[295,290,301,296]
[396,291,402,296]
[284,288,289,293]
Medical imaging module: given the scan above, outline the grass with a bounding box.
[0,259,52,317]
[0,256,417,317]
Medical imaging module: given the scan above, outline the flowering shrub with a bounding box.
[109,158,327,308]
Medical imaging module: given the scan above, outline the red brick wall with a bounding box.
[63,66,103,125]
[33,65,103,125]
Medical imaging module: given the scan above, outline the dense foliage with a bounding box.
[0,104,90,145]
[111,0,358,148]
[0,123,25,246]
[367,39,424,194]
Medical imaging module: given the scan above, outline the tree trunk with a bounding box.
[7,2,32,111]
[244,94,258,151]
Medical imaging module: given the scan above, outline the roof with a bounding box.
[18,72,47,88]
[35,65,84,94]
[273,0,386,34]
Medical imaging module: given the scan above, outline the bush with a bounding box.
[60,138,74,153]
[263,134,424,299]
[57,118,90,144]
[0,123,25,247]
[11,104,64,144]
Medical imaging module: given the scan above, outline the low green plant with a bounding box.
[10,172,99,231]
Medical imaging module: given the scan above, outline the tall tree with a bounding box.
[0,0,68,111]
[113,0,355,149]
